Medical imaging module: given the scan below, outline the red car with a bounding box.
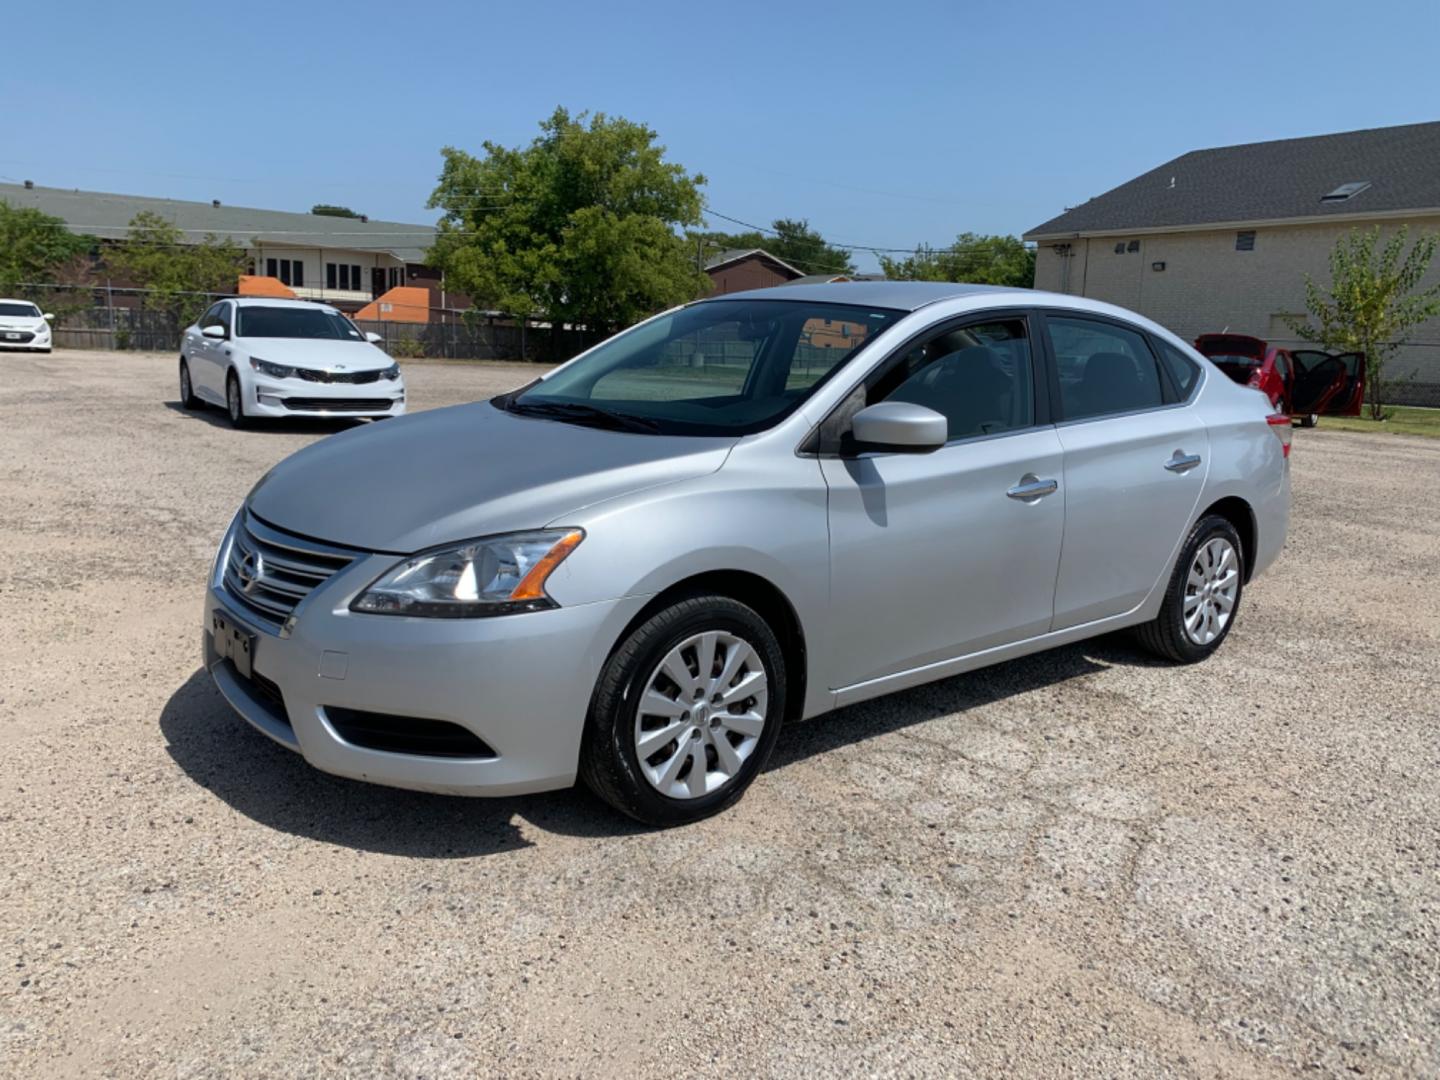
[1194,334,1365,427]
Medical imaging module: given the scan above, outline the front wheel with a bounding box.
[1134,515,1244,663]
[580,594,787,826]
[225,370,248,428]
[179,357,199,409]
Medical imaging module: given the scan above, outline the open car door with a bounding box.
[1290,350,1351,420]
[1326,352,1366,416]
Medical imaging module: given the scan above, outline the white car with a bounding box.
[179,298,406,427]
[0,299,54,352]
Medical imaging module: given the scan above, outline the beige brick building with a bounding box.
[1025,123,1440,404]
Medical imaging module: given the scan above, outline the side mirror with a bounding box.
[42,312,54,322]
[850,401,947,454]
[202,324,226,339]
[365,332,383,344]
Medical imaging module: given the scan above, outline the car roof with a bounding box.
[0,297,40,305]
[229,297,337,311]
[696,280,1026,311]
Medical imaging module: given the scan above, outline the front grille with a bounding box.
[0,330,35,343]
[281,397,395,413]
[324,707,497,759]
[294,368,385,385]
[222,511,358,629]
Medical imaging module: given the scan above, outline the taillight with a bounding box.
[1267,413,1292,458]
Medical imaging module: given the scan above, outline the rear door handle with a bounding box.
[1165,452,1203,473]
[1007,474,1059,501]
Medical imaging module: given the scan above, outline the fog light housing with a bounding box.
[258,394,282,407]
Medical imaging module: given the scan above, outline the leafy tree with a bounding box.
[106,211,248,327]
[694,217,855,276]
[880,233,1035,288]
[427,107,708,347]
[1285,226,1440,420]
[0,200,93,295]
[311,204,361,219]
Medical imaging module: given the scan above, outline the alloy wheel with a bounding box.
[1183,537,1239,646]
[632,631,768,800]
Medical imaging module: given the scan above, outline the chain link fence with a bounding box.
[10,283,602,363]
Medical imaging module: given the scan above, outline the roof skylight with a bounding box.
[1321,181,1372,203]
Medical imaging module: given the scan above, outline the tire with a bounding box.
[1299,413,1319,428]
[178,357,199,409]
[225,370,248,429]
[579,594,787,826]
[1134,514,1245,664]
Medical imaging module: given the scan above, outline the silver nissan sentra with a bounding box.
[204,282,1290,825]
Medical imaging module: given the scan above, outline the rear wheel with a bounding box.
[1134,515,1244,663]
[580,594,786,826]
[225,370,248,428]
[1298,413,1319,428]
[178,357,199,409]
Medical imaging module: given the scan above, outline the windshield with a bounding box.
[503,299,902,435]
[0,302,41,318]
[237,306,365,340]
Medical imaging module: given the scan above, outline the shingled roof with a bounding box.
[1025,121,1440,240]
[0,182,436,262]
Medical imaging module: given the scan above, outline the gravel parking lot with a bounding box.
[2,348,1437,1078]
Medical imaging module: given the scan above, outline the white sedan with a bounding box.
[179,298,406,427]
[0,299,54,352]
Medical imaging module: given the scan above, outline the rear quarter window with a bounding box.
[1156,341,1202,400]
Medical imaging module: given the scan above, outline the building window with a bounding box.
[1114,242,1125,254]
[1236,230,1256,252]
[1126,240,1140,253]
[266,257,277,278]
[291,261,303,288]
[326,263,337,289]
[339,264,350,290]
[351,264,361,291]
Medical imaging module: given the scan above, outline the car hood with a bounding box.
[241,337,390,372]
[248,401,735,552]
[0,317,46,331]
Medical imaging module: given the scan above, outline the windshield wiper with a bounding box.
[505,399,660,434]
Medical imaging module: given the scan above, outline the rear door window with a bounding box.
[1047,316,1165,421]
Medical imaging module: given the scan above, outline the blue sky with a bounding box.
[3,0,1436,271]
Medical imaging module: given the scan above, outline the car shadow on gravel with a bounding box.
[159,670,645,859]
[161,633,1161,855]
[163,400,370,436]
[767,632,1159,771]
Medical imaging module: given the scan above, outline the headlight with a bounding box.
[382,362,401,381]
[250,357,296,379]
[351,529,584,617]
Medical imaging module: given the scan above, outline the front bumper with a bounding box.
[0,329,49,349]
[202,524,648,796]
[248,379,407,419]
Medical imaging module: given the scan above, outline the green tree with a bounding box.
[0,200,93,295]
[311,204,361,219]
[694,217,855,276]
[1285,226,1440,420]
[427,107,708,348]
[106,211,248,327]
[880,233,1035,288]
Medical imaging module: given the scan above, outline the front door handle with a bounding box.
[1007,474,1059,501]
[1164,452,1203,474]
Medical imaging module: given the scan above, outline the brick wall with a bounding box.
[1034,215,1440,405]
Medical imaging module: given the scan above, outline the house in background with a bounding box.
[0,181,449,318]
[704,248,805,295]
[1024,122,1440,404]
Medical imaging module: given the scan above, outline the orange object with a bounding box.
[510,531,585,601]
[237,275,297,299]
[354,285,430,323]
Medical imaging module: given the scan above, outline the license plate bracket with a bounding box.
[212,610,255,679]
